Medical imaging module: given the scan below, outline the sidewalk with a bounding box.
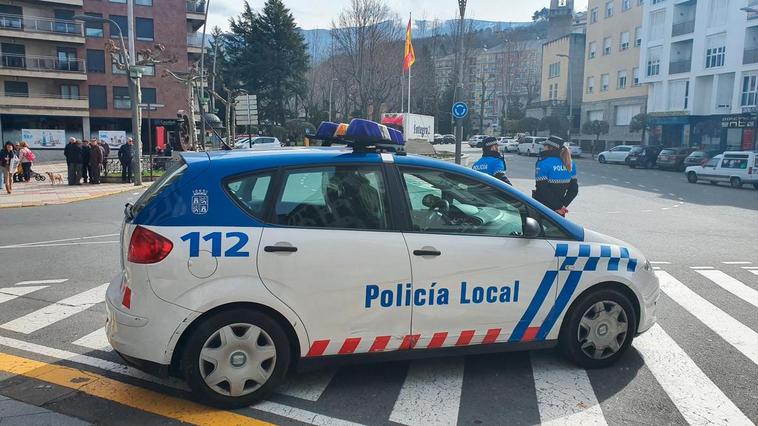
[0,162,144,209]
[0,394,90,426]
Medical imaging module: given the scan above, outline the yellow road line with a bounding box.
[0,352,274,426]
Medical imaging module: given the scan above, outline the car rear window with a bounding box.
[630,146,643,153]
[130,157,187,220]
[660,149,675,155]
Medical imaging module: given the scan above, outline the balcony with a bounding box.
[671,20,695,37]
[187,33,204,55]
[186,0,206,30]
[0,93,89,116]
[669,60,691,74]
[0,14,84,43]
[745,49,758,65]
[0,54,87,80]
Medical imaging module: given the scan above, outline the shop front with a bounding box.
[648,113,757,152]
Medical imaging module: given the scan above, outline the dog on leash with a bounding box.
[46,172,64,185]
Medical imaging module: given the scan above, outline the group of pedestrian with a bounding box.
[64,137,134,185]
[0,141,37,194]
[473,135,578,217]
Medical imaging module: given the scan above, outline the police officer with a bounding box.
[472,137,511,184]
[533,136,578,216]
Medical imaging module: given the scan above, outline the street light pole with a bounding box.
[455,0,467,165]
[557,53,572,142]
[329,78,337,122]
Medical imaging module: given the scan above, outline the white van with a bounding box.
[518,136,547,156]
[685,151,758,189]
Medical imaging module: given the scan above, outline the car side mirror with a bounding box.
[524,217,541,238]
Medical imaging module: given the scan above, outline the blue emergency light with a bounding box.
[313,118,405,153]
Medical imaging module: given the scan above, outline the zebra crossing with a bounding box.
[0,264,756,425]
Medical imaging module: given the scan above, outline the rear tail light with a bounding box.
[128,226,173,264]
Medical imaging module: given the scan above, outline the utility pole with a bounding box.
[126,0,143,185]
[454,0,467,165]
[329,78,337,122]
[557,53,572,142]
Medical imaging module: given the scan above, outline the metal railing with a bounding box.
[186,0,206,13]
[0,92,87,100]
[669,60,691,74]
[0,14,82,36]
[187,33,204,47]
[744,49,758,65]
[0,53,86,73]
[671,20,695,37]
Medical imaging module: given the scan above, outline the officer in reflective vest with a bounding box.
[472,137,511,185]
[533,136,578,216]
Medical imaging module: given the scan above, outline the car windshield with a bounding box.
[660,149,675,155]
[630,147,643,153]
[690,151,705,157]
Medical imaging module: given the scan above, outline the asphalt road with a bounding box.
[0,150,756,426]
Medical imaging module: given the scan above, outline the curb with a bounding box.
[0,184,147,209]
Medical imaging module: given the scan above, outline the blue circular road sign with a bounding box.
[452,102,469,119]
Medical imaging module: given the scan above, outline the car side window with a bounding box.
[225,173,273,219]
[274,166,390,231]
[400,168,528,237]
[705,158,720,168]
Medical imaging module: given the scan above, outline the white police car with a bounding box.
[107,119,659,408]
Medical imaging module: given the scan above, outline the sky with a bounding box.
[206,0,590,32]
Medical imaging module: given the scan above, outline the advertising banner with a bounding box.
[98,131,128,149]
[21,129,66,149]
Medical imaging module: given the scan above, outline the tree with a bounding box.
[228,0,309,125]
[582,120,610,157]
[629,113,650,145]
[539,115,570,138]
[532,7,549,22]
[517,117,541,135]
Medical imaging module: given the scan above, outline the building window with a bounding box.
[708,0,728,27]
[647,47,661,76]
[4,81,28,97]
[0,5,22,29]
[57,48,79,72]
[684,80,689,109]
[620,32,630,50]
[603,37,612,55]
[109,15,128,38]
[589,41,597,59]
[548,84,554,100]
[742,74,758,106]
[86,49,105,73]
[606,1,614,17]
[615,104,641,125]
[633,67,640,86]
[110,0,126,3]
[113,86,131,109]
[548,62,560,78]
[587,76,595,94]
[84,12,103,37]
[705,34,726,69]
[136,18,154,41]
[136,0,153,5]
[601,74,610,91]
[618,70,628,89]
[635,26,642,47]
[588,110,604,121]
[668,79,689,110]
[591,8,599,23]
[60,84,80,99]
[652,0,664,4]
[623,0,632,10]
[649,10,665,41]
[89,85,107,109]
[141,87,157,104]
[554,83,558,100]
[638,0,644,5]
[112,59,126,74]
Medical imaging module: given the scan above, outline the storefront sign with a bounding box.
[21,129,66,148]
[721,115,756,129]
[743,128,755,150]
[98,131,127,149]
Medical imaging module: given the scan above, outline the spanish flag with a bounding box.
[403,18,415,72]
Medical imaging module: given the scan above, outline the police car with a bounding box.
[107,119,659,408]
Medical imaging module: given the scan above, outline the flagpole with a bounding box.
[401,71,404,113]
[407,12,412,114]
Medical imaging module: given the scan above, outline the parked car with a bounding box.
[467,135,487,148]
[442,134,456,144]
[683,149,722,168]
[517,136,547,156]
[500,138,519,153]
[628,145,663,168]
[433,134,444,144]
[686,151,758,189]
[597,145,637,164]
[234,136,282,150]
[566,142,582,157]
[656,147,697,171]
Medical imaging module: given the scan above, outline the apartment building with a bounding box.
[0,0,206,160]
[639,0,758,151]
[580,0,647,148]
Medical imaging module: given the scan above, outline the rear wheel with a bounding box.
[182,309,291,408]
[730,177,743,189]
[686,171,697,183]
[598,155,606,164]
[559,289,637,369]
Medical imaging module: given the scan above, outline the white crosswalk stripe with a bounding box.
[0,283,108,334]
[694,269,758,308]
[13,279,68,286]
[72,327,111,350]
[0,286,48,305]
[278,369,336,401]
[389,358,465,426]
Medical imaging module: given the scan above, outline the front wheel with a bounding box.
[182,309,291,408]
[686,171,697,183]
[559,289,637,369]
[598,155,606,164]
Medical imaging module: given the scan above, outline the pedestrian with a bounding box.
[99,139,110,176]
[18,141,35,182]
[88,139,103,184]
[472,137,511,185]
[533,136,578,217]
[1,142,19,194]
[81,139,91,184]
[64,137,82,185]
[118,138,134,183]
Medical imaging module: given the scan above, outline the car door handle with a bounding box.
[264,245,298,253]
[413,249,441,256]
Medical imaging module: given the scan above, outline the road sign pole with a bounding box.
[452,102,469,165]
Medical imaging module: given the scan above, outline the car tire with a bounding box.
[730,177,743,189]
[598,155,606,164]
[753,183,758,190]
[710,180,718,185]
[629,163,636,169]
[559,288,637,369]
[182,309,291,409]
[624,158,631,166]
[686,171,698,183]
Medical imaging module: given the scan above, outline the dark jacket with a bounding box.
[0,149,16,168]
[89,144,104,167]
[100,143,110,160]
[64,143,82,165]
[81,145,91,165]
[533,150,579,211]
[118,144,134,164]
